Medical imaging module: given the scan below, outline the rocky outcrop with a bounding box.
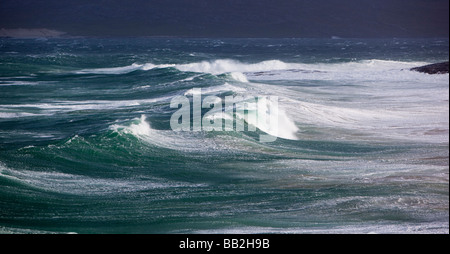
[411,61,449,74]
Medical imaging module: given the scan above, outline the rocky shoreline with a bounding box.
[411,61,449,74]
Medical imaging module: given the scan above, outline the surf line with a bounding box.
[170,88,279,142]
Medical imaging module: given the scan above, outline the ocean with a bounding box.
[0,37,448,234]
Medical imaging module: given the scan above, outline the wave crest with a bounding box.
[72,59,435,78]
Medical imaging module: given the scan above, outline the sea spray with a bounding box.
[170,88,299,142]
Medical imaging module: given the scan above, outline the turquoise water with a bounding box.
[0,38,448,234]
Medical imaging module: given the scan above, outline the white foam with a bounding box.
[0,161,203,196]
[0,81,40,86]
[170,59,427,78]
[111,115,220,151]
[190,222,449,234]
[0,112,42,118]
[74,63,143,74]
[238,61,449,143]
[280,97,449,143]
[141,63,175,71]
[72,59,292,76]
[183,88,300,141]
[245,59,448,82]
[184,83,246,96]
[236,97,299,140]
[0,97,172,117]
[71,59,445,82]
[0,226,75,234]
[110,114,281,153]
[174,59,291,74]
[74,63,178,74]
[230,72,249,83]
[112,115,184,150]
[112,115,152,137]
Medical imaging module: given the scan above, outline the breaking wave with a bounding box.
[73,59,434,76]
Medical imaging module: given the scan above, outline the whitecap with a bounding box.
[74,63,143,74]
[183,82,246,96]
[0,162,204,196]
[230,72,249,83]
[174,59,292,75]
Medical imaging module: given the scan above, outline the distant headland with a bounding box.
[0,28,66,38]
